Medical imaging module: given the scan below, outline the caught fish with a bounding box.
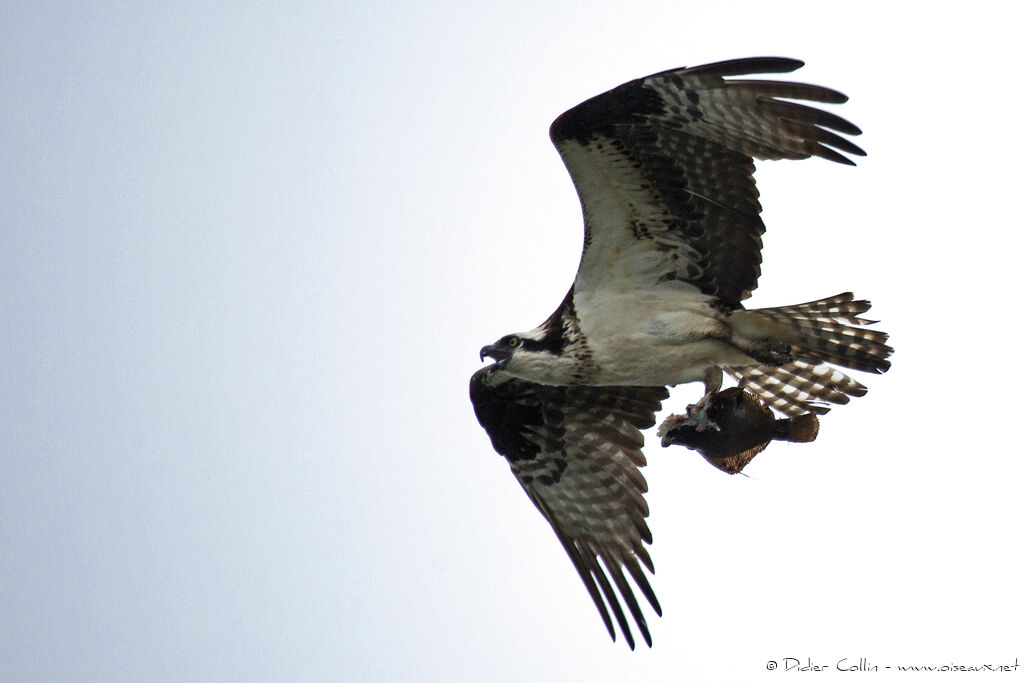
[658,387,819,474]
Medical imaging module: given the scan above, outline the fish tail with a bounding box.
[772,412,819,443]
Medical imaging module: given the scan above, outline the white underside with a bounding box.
[575,288,752,386]
[501,287,759,388]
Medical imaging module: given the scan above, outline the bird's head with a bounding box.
[479,334,526,369]
[479,329,558,376]
[479,324,574,383]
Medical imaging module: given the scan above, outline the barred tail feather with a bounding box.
[726,360,864,415]
[727,293,893,416]
[757,293,892,375]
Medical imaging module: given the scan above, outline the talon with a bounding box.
[685,398,720,432]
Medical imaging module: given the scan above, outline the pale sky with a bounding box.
[2,2,1022,681]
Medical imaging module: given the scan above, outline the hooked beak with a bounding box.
[479,344,511,367]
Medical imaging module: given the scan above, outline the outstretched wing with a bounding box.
[469,368,669,648]
[551,57,864,309]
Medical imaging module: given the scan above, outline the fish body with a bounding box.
[659,387,818,474]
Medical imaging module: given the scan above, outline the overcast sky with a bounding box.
[2,2,1022,681]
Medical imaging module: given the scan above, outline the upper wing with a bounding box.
[551,57,864,309]
[469,367,669,648]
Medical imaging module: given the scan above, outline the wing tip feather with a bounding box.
[689,56,805,76]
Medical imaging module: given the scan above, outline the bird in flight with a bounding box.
[470,57,892,648]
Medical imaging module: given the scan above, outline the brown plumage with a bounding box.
[658,387,819,474]
[470,369,668,648]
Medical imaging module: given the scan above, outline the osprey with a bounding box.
[470,57,891,648]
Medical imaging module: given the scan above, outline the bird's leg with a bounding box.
[685,367,723,432]
[703,366,723,394]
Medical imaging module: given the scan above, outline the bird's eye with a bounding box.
[506,336,521,348]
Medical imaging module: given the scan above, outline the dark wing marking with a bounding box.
[550,57,864,309]
[470,368,669,648]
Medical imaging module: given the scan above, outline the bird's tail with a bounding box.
[726,293,892,416]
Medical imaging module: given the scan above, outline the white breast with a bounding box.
[574,288,752,386]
